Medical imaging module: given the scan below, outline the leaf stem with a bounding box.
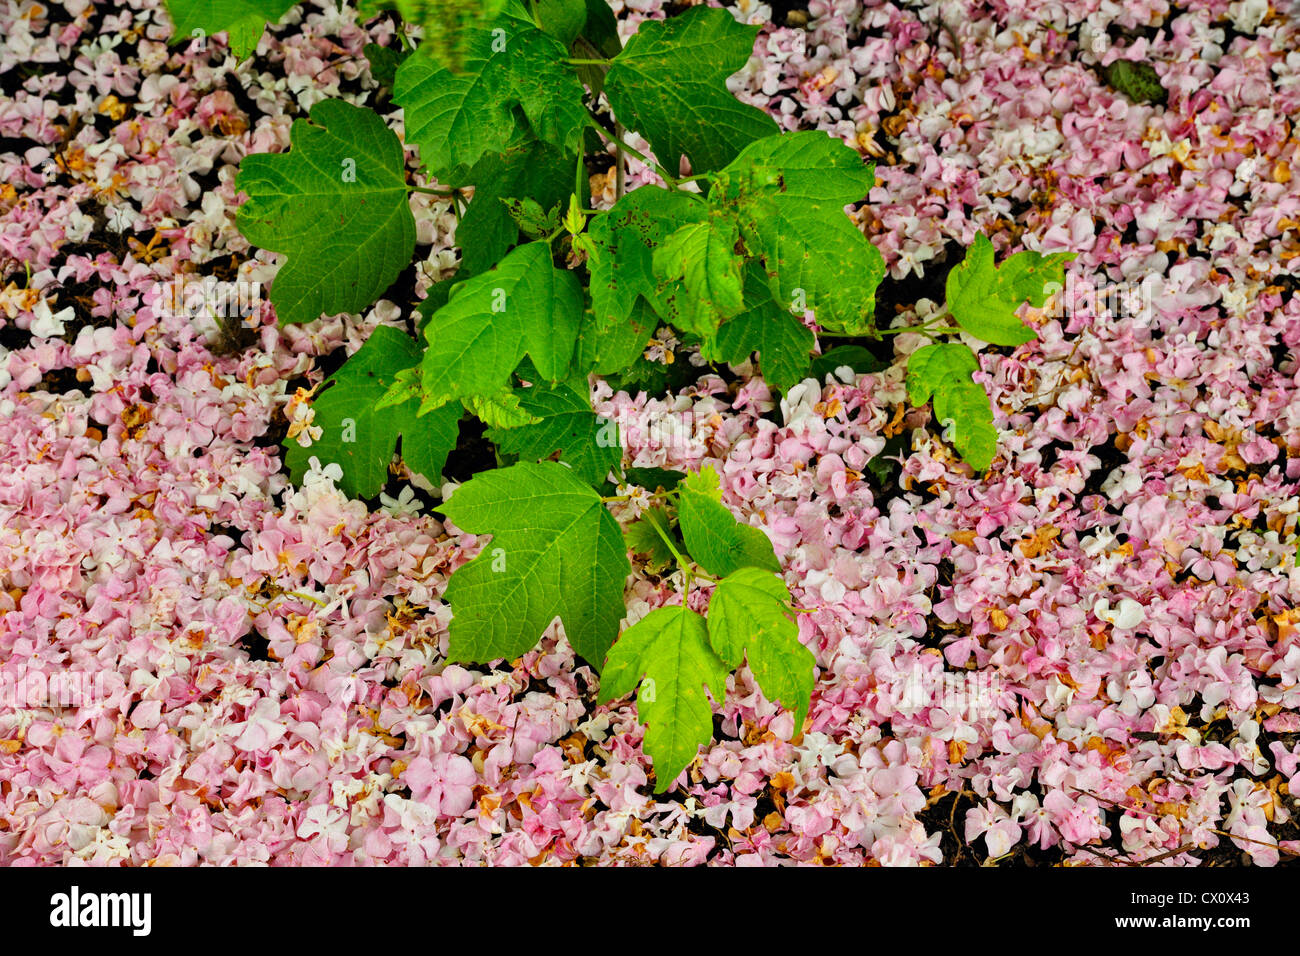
[824,316,962,340]
[640,508,698,596]
[566,57,611,66]
[600,489,672,503]
[644,514,688,568]
[636,508,721,594]
[614,120,626,200]
[875,323,962,337]
[408,185,456,197]
[574,149,586,208]
[586,119,682,190]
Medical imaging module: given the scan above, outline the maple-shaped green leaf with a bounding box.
[236,100,416,326]
[710,131,883,334]
[604,5,778,174]
[600,606,727,791]
[453,140,574,276]
[652,210,745,348]
[419,242,582,411]
[162,0,297,57]
[623,506,680,573]
[577,0,620,53]
[707,567,814,730]
[364,42,411,89]
[945,233,1075,347]
[585,186,704,328]
[532,0,587,47]
[1101,59,1165,104]
[441,461,631,666]
[600,348,700,398]
[569,0,622,95]
[487,382,621,485]
[574,297,656,376]
[285,326,461,497]
[393,17,586,178]
[365,0,511,72]
[810,345,888,381]
[906,342,997,470]
[624,466,685,492]
[502,197,561,239]
[464,391,542,428]
[714,262,815,392]
[677,466,781,578]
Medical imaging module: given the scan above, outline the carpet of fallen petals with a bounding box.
[2,0,1300,865]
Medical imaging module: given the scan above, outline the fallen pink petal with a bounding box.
[0,0,1296,888]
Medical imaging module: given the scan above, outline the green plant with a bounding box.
[165,0,1073,789]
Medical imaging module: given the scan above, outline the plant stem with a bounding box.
[586,119,682,190]
[600,489,671,503]
[636,509,720,595]
[644,512,688,569]
[876,323,962,337]
[614,120,626,200]
[408,185,456,197]
[823,316,962,340]
[566,57,611,66]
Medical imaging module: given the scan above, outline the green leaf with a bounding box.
[364,42,410,89]
[502,197,561,239]
[600,606,727,791]
[810,345,888,381]
[677,466,780,578]
[453,141,573,275]
[441,461,631,666]
[715,262,815,391]
[393,18,587,178]
[416,276,458,332]
[652,210,745,348]
[569,0,621,96]
[707,567,814,730]
[162,0,297,57]
[285,326,461,497]
[585,186,705,328]
[464,390,542,428]
[624,466,685,492]
[601,350,699,398]
[945,233,1075,346]
[574,297,656,376]
[710,131,884,334]
[604,5,778,174]
[487,382,621,485]
[577,0,621,56]
[388,0,510,72]
[905,342,997,470]
[866,432,908,486]
[235,99,416,326]
[419,241,582,410]
[1101,59,1165,104]
[532,0,587,47]
[623,506,680,573]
